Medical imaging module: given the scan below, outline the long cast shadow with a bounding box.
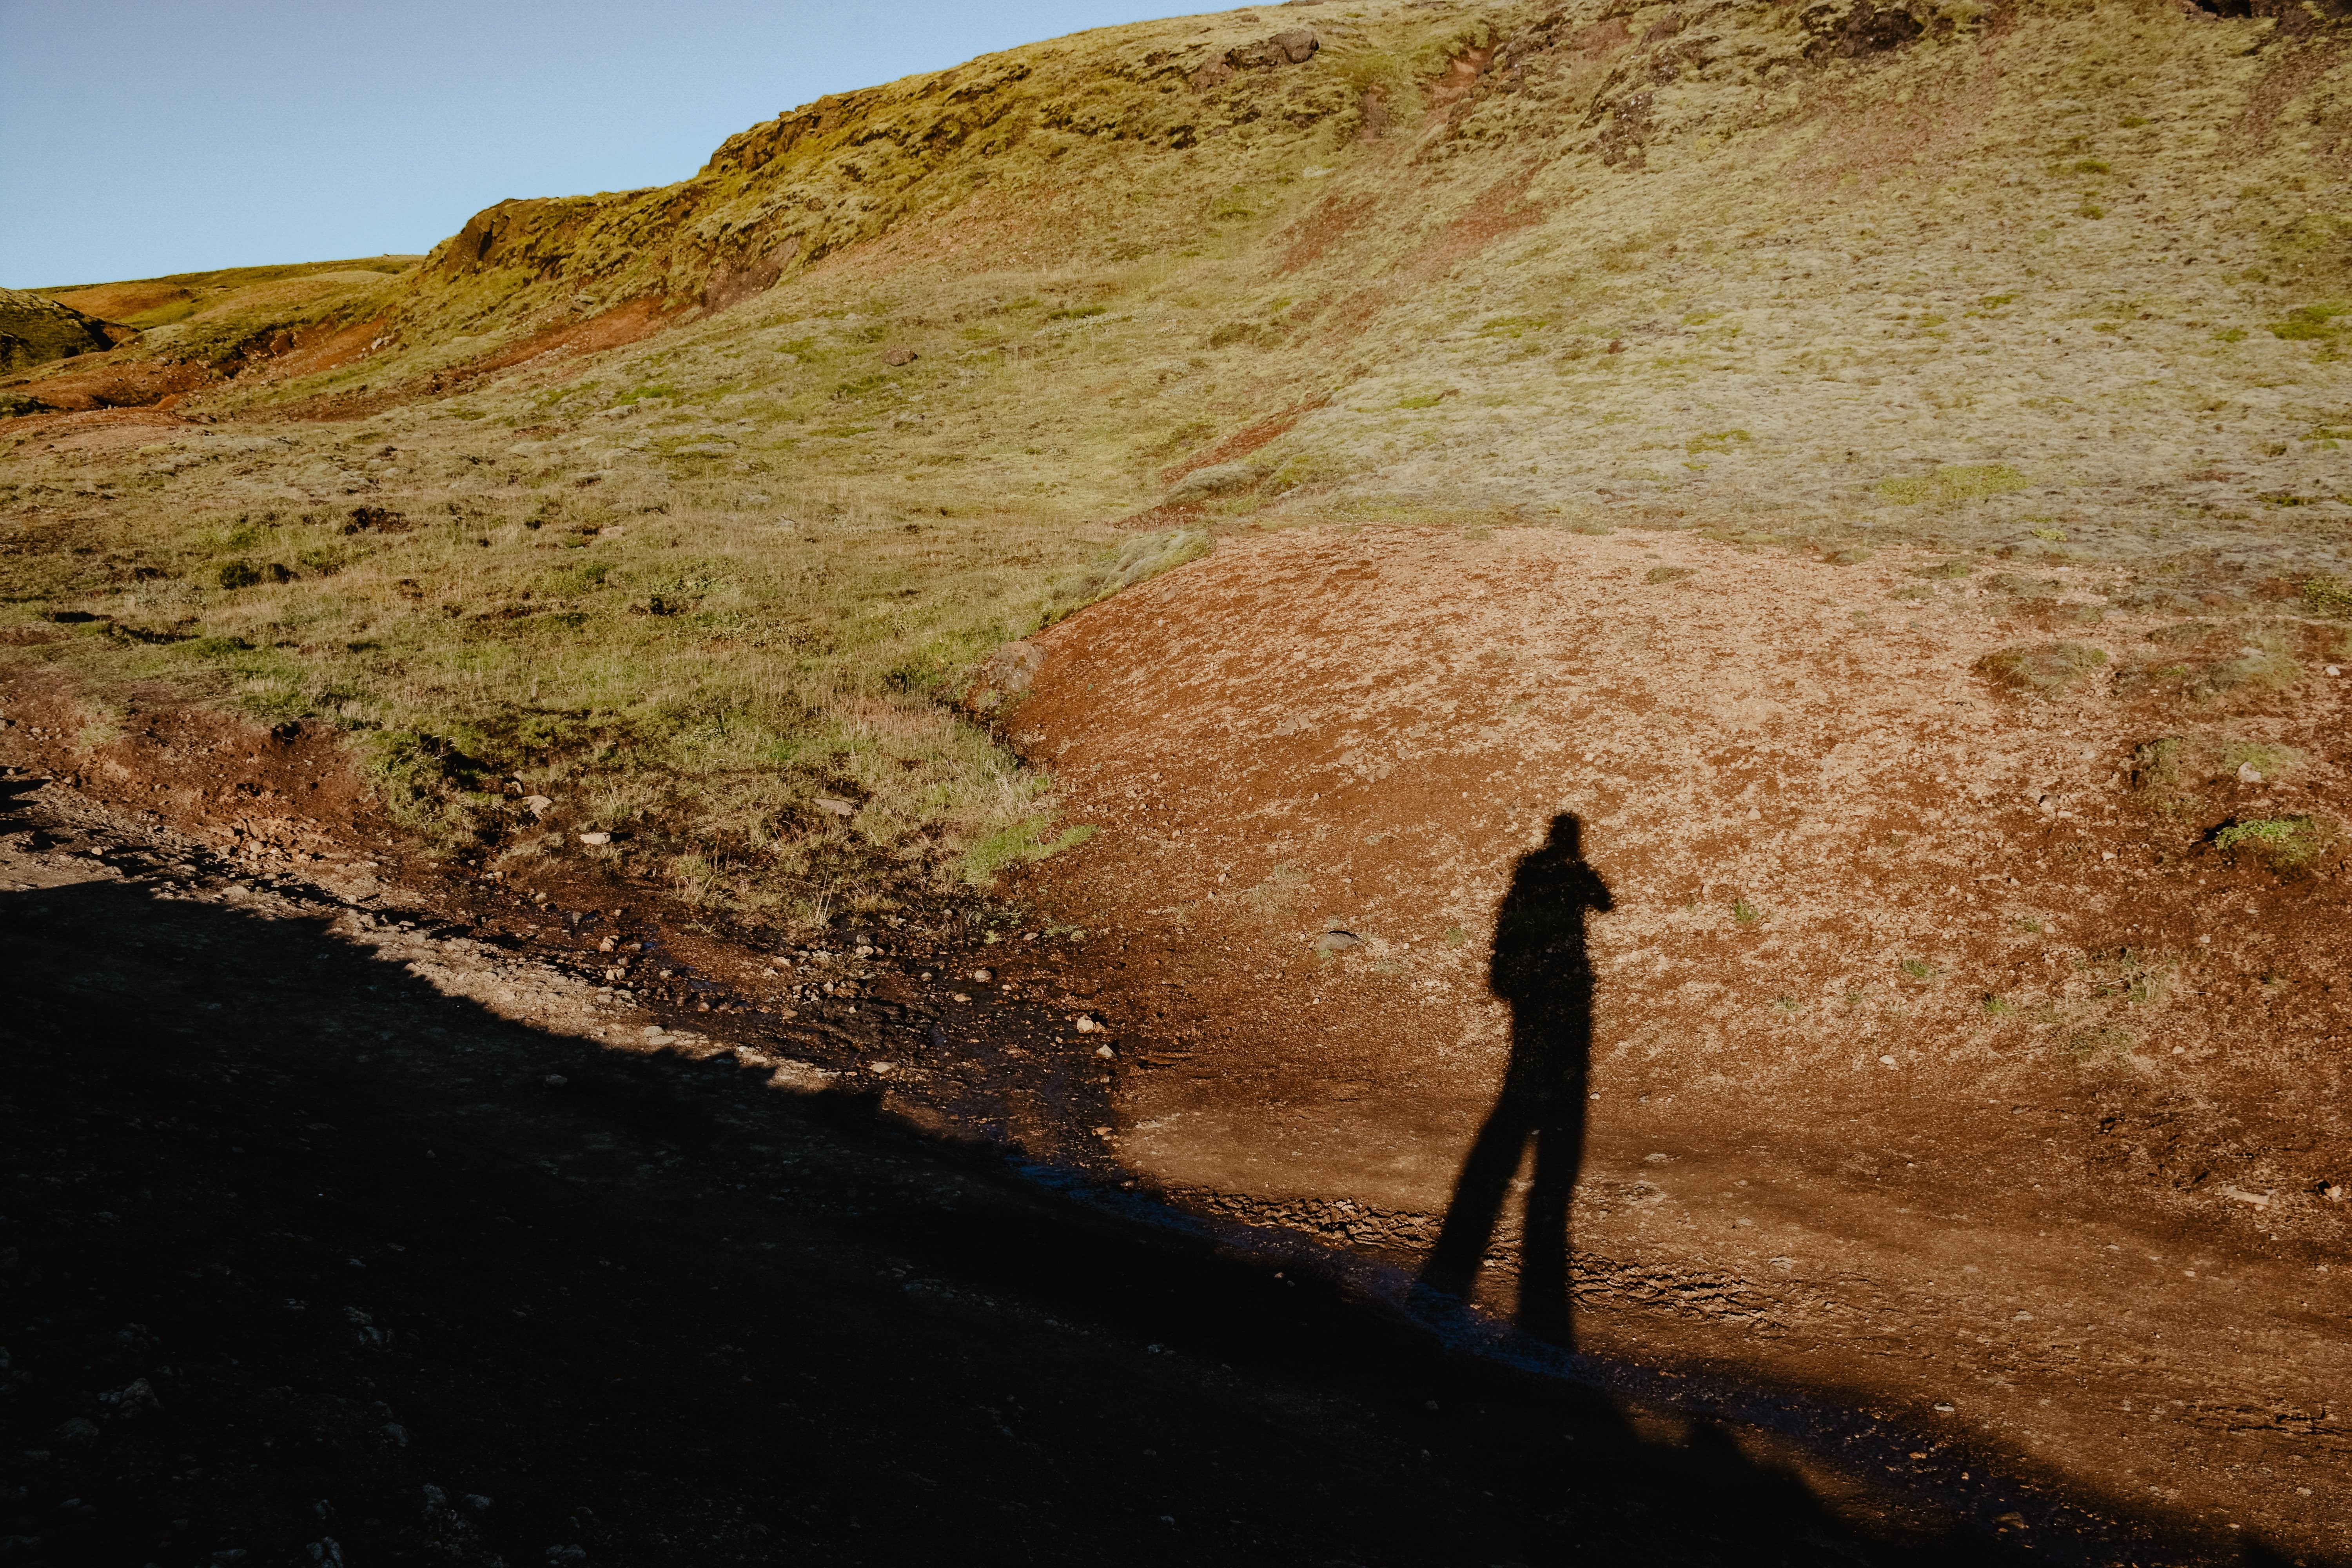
[1420,812,1612,1345]
[0,791,2245,1564]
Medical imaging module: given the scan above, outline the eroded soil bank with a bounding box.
[1000,526,2352,1562]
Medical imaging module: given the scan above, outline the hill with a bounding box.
[2,1,2351,1558]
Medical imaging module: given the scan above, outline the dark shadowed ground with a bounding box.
[0,772,2219,1567]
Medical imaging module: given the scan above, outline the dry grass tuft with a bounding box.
[1975,641,2107,699]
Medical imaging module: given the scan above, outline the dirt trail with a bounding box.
[1004,525,2352,1562]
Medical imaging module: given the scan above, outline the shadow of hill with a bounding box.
[0,870,2224,1566]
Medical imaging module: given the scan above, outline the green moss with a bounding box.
[2267,303,2348,341]
[962,815,1097,886]
[1877,465,2029,505]
[2212,815,2334,872]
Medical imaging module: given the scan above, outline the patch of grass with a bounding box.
[2129,735,2185,791]
[1876,465,2030,505]
[2305,575,2352,617]
[962,815,1097,887]
[2211,816,2334,873]
[2065,1024,2136,1064]
[1033,527,1211,632]
[1980,994,2018,1016]
[2220,741,2298,778]
[2013,916,2044,935]
[1898,958,1938,982]
[1645,565,1694,584]
[1975,641,2107,699]
[1732,897,1760,925]
[2267,303,2348,341]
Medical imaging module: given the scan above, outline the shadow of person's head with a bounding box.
[1545,811,1583,858]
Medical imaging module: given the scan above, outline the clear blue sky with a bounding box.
[0,0,1207,288]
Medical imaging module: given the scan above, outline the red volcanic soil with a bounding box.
[1000,524,2352,1560]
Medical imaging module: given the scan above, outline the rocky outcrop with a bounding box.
[1191,27,1319,90]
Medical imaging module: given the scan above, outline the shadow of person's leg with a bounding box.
[1418,1095,1535,1299]
[1517,1085,1584,1347]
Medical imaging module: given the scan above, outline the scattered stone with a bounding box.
[1312,930,1365,953]
[544,1074,567,1088]
[1073,1015,1101,1033]
[521,795,554,817]
[2237,762,2264,784]
[1879,1054,1900,1067]
[970,968,993,983]
[577,831,612,846]
[1095,1044,1114,1059]
[881,346,918,366]
[51,1417,98,1446]
[98,1377,159,1416]
[951,992,971,1004]
[813,796,856,817]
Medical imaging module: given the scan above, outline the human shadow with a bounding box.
[1419,811,1612,1345]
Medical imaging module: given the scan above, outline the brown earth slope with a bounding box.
[998,524,2352,1558]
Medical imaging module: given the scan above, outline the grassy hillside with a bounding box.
[2,0,2349,918]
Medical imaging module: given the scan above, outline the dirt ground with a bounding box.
[0,588,2301,1566]
[997,525,2352,1564]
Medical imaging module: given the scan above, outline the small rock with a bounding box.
[100,1377,159,1416]
[2237,762,2263,784]
[813,796,856,817]
[1073,1015,1100,1033]
[51,1417,99,1446]
[970,968,993,983]
[543,1074,567,1088]
[1094,1044,1114,1059]
[1312,930,1365,953]
[881,346,918,366]
[870,1061,894,1075]
[2326,664,2343,677]
[1879,1054,1899,1067]
[522,795,554,817]
[951,992,972,1004]
[1642,1152,1671,1163]
[577,831,612,846]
